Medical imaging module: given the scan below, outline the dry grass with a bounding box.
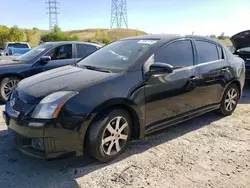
[24,28,147,47]
[23,28,232,47]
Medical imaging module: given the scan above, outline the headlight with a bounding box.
[31,91,78,119]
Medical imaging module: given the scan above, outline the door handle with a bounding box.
[221,67,229,72]
[189,76,198,81]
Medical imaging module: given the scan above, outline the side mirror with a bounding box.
[39,56,51,64]
[148,62,173,76]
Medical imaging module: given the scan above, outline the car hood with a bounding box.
[0,59,24,66]
[17,65,115,103]
[230,30,250,50]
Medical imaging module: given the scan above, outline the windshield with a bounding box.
[17,44,53,62]
[77,39,158,71]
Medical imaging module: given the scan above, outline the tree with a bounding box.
[25,29,32,42]
[101,32,111,44]
[209,35,216,39]
[32,27,39,34]
[218,32,225,40]
[9,26,24,42]
[53,25,61,33]
[40,26,79,42]
[0,25,10,47]
[95,29,101,40]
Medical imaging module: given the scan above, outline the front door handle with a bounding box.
[189,76,198,81]
[221,67,229,72]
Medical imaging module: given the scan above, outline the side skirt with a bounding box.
[145,104,220,135]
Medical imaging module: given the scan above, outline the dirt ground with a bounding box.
[0,88,250,188]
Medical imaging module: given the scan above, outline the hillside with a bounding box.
[25,28,147,47]
[218,39,232,46]
[22,28,232,47]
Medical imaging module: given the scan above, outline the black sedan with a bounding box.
[0,41,101,101]
[4,34,245,162]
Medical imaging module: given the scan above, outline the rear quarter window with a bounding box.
[217,46,224,59]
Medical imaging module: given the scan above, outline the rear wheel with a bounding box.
[218,84,239,116]
[86,109,132,162]
[0,76,20,102]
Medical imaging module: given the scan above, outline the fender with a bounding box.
[75,98,145,156]
[219,78,242,102]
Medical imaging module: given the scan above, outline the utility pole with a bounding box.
[46,0,59,30]
[110,0,128,29]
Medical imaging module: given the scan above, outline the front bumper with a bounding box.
[3,111,78,159]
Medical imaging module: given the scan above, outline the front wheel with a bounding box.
[218,84,240,116]
[86,109,132,162]
[0,76,20,102]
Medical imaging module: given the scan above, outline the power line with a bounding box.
[110,0,128,29]
[46,0,59,30]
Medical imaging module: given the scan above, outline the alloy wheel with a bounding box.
[101,116,129,156]
[225,88,238,112]
[3,80,19,99]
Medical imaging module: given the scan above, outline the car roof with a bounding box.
[122,34,221,45]
[42,41,101,47]
[6,42,29,44]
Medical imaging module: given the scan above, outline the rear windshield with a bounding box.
[8,43,29,48]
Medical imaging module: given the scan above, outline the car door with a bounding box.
[194,40,230,106]
[144,39,201,128]
[32,44,77,73]
[75,44,99,61]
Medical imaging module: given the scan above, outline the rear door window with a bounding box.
[155,40,194,68]
[76,44,98,58]
[195,41,219,64]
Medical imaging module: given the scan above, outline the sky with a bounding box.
[1,0,250,36]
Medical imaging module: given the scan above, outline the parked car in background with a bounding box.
[8,47,32,56]
[4,42,31,56]
[231,30,250,80]
[0,47,4,56]
[3,34,245,162]
[0,41,101,101]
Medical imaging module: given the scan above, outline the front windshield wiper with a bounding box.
[12,59,19,61]
[84,65,112,73]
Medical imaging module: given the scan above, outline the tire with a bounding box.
[218,84,240,116]
[86,109,132,162]
[0,76,20,102]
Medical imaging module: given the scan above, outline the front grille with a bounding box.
[12,95,25,112]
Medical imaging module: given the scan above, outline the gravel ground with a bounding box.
[0,88,250,188]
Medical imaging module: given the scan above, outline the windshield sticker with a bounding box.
[137,40,158,45]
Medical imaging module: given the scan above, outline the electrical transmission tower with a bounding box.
[110,0,128,29]
[46,0,59,30]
